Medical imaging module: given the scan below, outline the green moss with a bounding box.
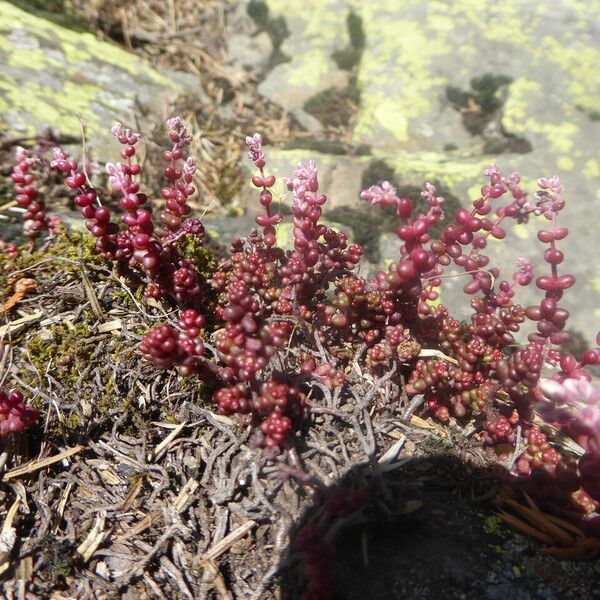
[5,228,103,277]
[58,412,80,430]
[304,86,360,129]
[39,533,78,581]
[332,10,365,70]
[361,158,399,190]
[179,237,216,282]
[26,322,93,385]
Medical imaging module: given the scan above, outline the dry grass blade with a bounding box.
[0,310,43,337]
[520,491,585,539]
[378,436,406,465]
[418,348,459,365]
[203,520,257,562]
[97,319,123,333]
[173,479,199,513]
[120,477,144,512]
[77,510,108,562]
[0,497,20,575]
[80,265,104,320]
[410,415,446,437]
[57,481,74,519]
[119,514,155,541]
[0,278,37,313]
[148,421,187,462]
[522,490,539,511]
[540,537,600,558]
[541,513,586,539]
[3,445,84,480]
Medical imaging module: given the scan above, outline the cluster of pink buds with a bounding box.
[294,488,368,599]
[515,427,562,479]
[214,279,291,382]
[252,381,307,447]
[536,364,600,448]
[483,411,519,445]
[325,488,369,517]
[50,119,204,305]
[516,426,599,515]
[367,182,444,310]
[426,166,532,304]
[0,241,18,260]
[494,343,543,389]
[139,309,205,377]
[0,388,39,436]
[107,123,164,273]
[300,355,345,388]
[284,161,328,269]
[366,324,411,365]
[11,147,48,239]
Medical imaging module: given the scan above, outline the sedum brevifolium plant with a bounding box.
[5,118,600,530]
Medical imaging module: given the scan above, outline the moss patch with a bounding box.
[446,74,532,154]
[304,86,360,130]
[332,10,365,71]
[25,322,94,385]
[247,0,290,68]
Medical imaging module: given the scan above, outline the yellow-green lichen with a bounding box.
[382,149,490,189]
[537,36,600,116]
[502,78,542,134]
[583,159,600,179]
[0,0,180,136]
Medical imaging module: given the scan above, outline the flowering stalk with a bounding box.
[50,119,204,307]
[51,147,119,257]
[159,117,196,233]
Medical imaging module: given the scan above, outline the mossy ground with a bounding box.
[446,74,533,154]
[0,229,216,450]
[247,0,290,68]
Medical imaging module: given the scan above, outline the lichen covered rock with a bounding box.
[0,1,202,155]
